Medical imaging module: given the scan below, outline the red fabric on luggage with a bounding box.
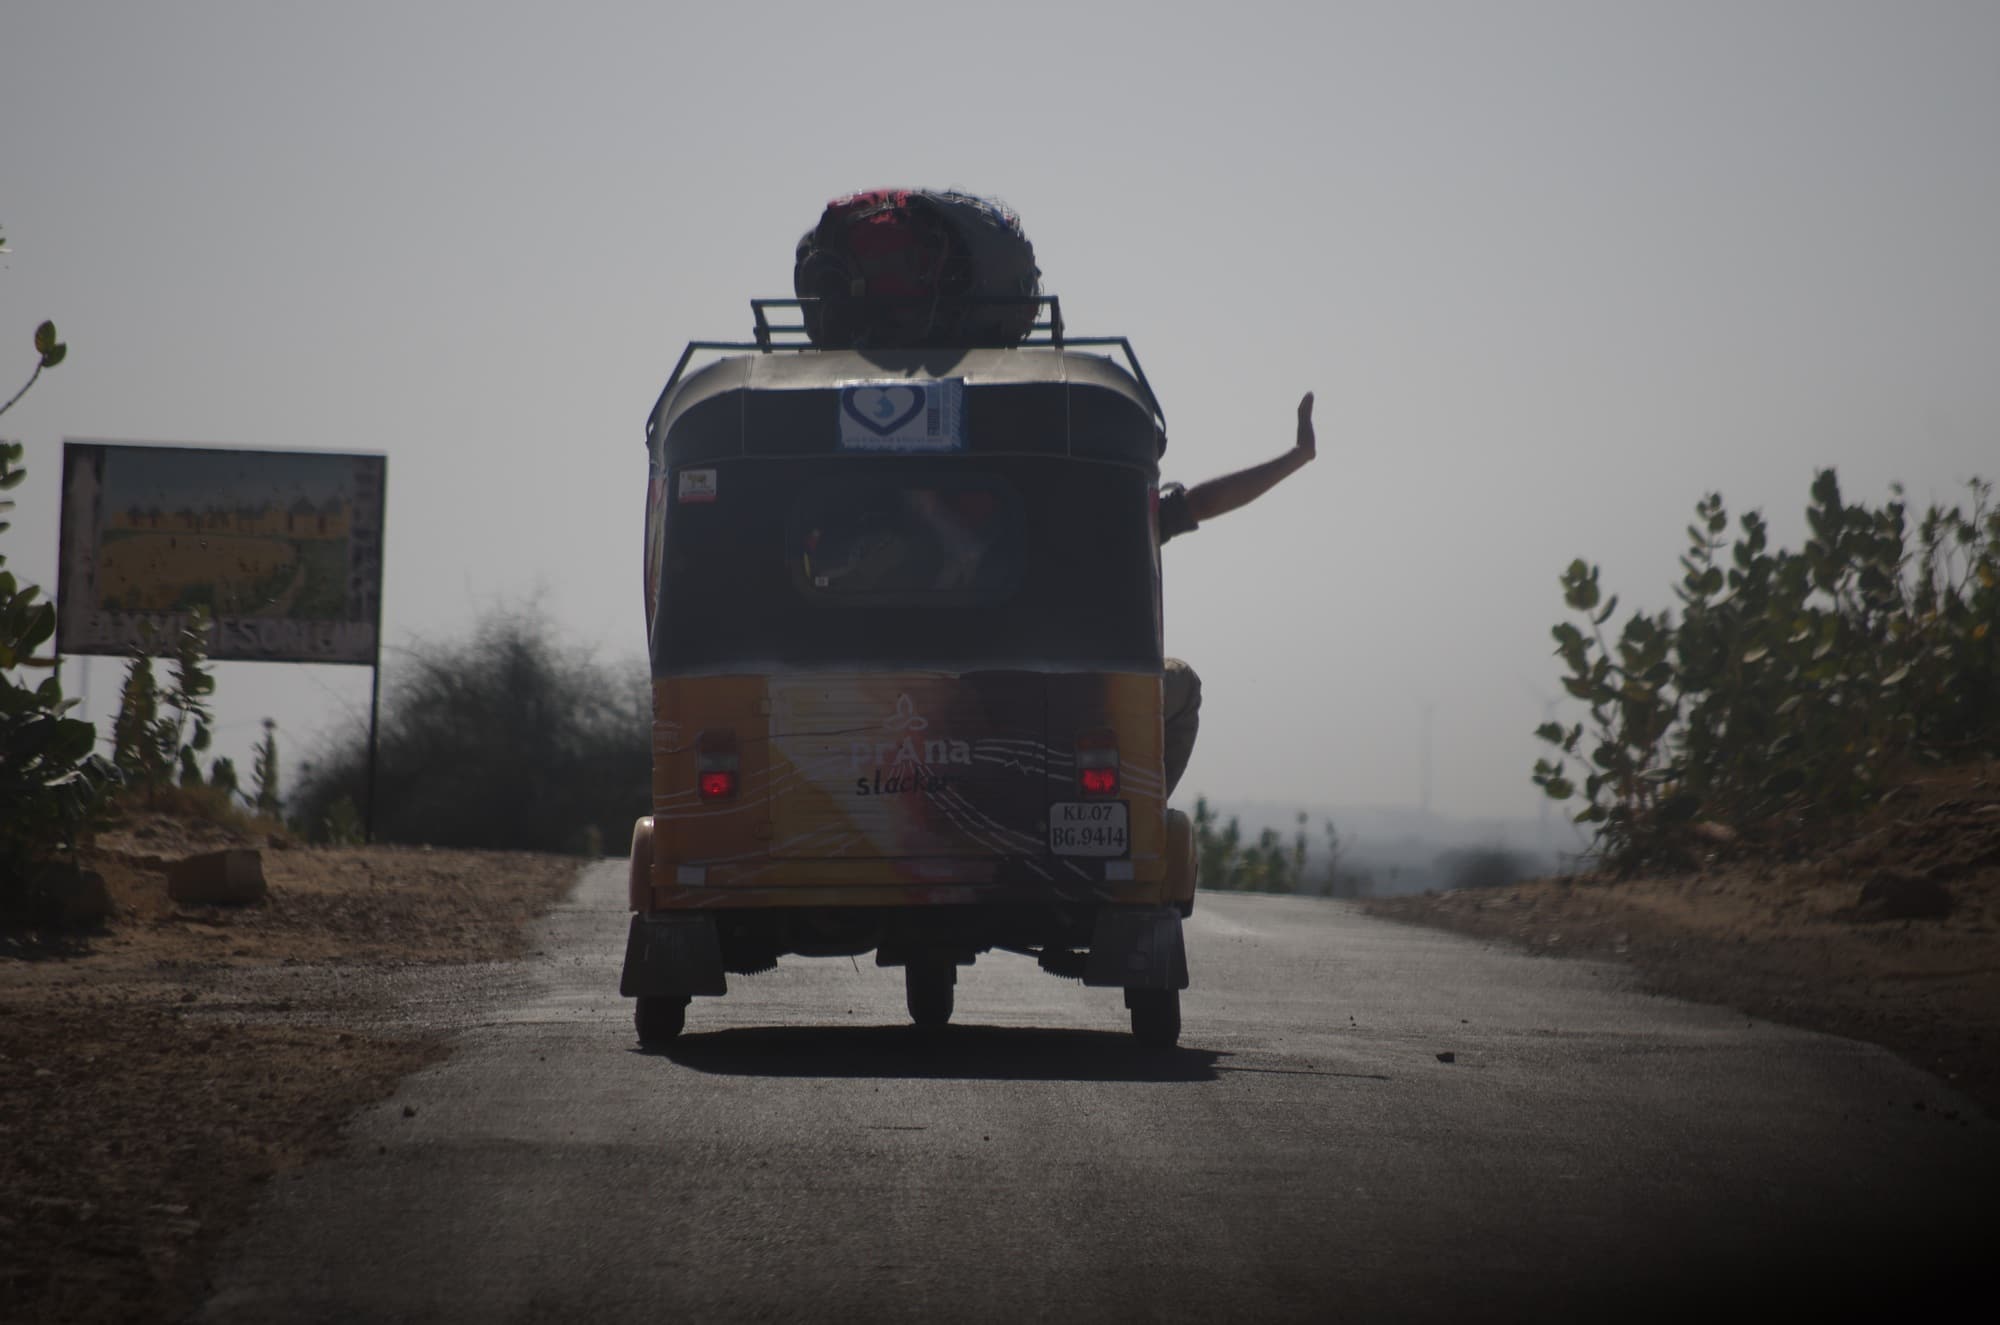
[793,189,1040,348]
[818,190,950,298]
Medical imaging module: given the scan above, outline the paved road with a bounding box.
[203,862,1994,1323]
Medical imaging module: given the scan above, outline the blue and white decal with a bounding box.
[837,379,965,453]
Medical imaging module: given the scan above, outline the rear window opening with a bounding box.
[655,457,1159,672]
[793,476,1023,606]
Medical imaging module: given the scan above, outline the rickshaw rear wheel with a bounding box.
[634,995,688,1045]
[905,961,955,1029]
[1126,988,1181,1048]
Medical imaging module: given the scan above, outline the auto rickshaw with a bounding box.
[620,297,1196,1046]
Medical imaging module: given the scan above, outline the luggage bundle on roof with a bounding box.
[792,189,1042,350]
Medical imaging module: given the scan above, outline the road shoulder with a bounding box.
[0,814,584,1325]
[1364,860,1999,1119]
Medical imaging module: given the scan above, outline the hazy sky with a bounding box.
[4,1,1996,831]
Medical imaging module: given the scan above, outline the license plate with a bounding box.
[1048,801,1129,857]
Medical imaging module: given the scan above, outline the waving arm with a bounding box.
[1183,392,1317,524]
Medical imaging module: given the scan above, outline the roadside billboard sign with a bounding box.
[56,441,386,665]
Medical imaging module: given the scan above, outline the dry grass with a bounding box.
[0,811,582,1323]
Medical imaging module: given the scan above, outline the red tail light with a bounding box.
[696,730,738,801]
[1079,766,1120,796]
[1076,727,1120,797]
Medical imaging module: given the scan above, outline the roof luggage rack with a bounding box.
[648,296,1165,443]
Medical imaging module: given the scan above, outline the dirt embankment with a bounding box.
[1367,765,2000,1119]
[1,814,582,1325]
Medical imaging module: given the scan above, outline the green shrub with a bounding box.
[252,718,282,816]
[0,442,117,892]
[316,795,364,847]
[1535,470,2000,868]
[290,604,651,853]
[1192,800,1336,894]
[110,610,223,802]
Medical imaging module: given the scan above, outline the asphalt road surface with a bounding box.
[202,862,1995,1323]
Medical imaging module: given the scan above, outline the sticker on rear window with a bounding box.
[837,379,965,453]
[678,468,717,503]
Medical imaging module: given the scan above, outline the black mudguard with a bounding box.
[1082,905,1189,990]
[620,913,728,998]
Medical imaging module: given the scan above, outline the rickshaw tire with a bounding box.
[905,961,955,1029]
[1127,988,1181,1048]
[635,995,688,1045]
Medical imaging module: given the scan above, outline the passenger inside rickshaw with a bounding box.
[797,481,1018,599]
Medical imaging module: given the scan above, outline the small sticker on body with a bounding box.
[678,468,717,503]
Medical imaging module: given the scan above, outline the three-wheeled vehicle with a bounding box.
[620,297,1196,1046]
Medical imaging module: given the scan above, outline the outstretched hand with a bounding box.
[1179,389,1320,523]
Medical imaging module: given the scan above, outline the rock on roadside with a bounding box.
[168,849,268,906]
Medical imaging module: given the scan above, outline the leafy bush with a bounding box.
[314,795,364,846]
[1535,470,2000,868]
[252,718,282,816]
[291,605,651,854]
[1192,800,1349,894]
[0,442,117,892]
[110,611,233,800]
[109,645,165,785]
